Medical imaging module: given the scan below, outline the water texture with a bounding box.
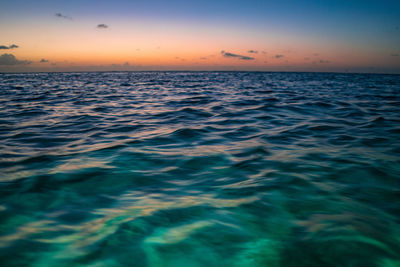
[0,72,399,266]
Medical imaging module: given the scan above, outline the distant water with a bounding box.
[0,72,399,266]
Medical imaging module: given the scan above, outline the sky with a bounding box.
[0,0,399,73]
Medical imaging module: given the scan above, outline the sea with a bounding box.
[0,71,399,266]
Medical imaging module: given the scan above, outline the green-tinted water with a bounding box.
[0,72,399,266]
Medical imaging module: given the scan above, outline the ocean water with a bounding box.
[0,71,399,266]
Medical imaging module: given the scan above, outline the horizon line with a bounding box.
[1,70,399,75]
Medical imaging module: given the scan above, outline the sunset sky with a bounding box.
[1,0,399,73]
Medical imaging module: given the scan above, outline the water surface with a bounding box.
[0,72,399,266]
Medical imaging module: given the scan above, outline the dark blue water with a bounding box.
[0,72,399,266]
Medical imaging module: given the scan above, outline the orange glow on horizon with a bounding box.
[1,17,399,73]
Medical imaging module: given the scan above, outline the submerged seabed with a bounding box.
[0,72,399,266]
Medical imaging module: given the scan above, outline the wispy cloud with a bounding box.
[391,53,399,57]
[97,24,109,29]
[275,54,284,59]
[319,59,331,63]
[248,50,258,54]
[111,62,130,67]
[40,58,49,63]
[0,54,31,65]
[221,50,255,60]
[55,13,72,20]
[0,44,19,50]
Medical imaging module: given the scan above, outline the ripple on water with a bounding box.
[0,72,399,266]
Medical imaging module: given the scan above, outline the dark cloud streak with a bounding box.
[97,24,109,29]
[55,13,72,20]
[0,44,19,50]
[0,54,32,65]
[221,50,255,60]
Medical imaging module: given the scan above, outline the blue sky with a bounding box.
[1,0,399,72]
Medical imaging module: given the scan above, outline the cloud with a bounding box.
[55,13,72,20]
[391,53,399,57]
[40,58,49,63]
[172,56,185,62]
[275,54,284,59]
[0,54,32,65]
[221,50,255,60]
[248,50,258,54]
[97,24,108,29]
[0,44,19,50]
[111,62,131,67]
[319,59,330,63]
[200,57,207,60]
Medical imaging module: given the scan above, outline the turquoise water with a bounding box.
[0,72,399,266]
